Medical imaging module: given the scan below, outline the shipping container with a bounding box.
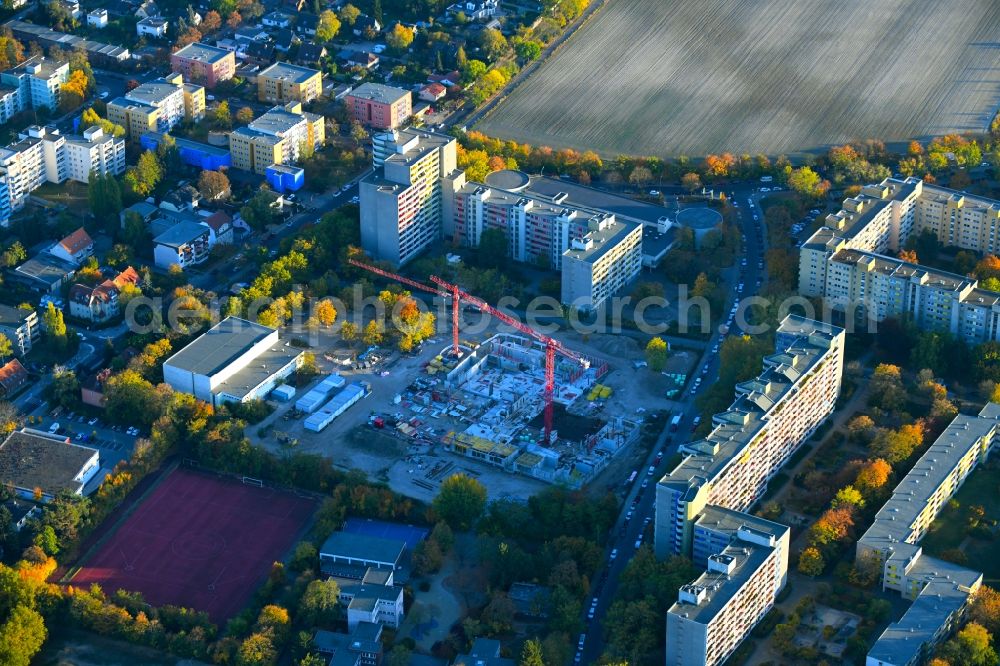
[304,382,370,432]
[295,374,346,413]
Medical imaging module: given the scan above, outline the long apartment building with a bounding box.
[107,73,205,139]
[801,177,1000,343]
[655,316,843,666]
[0,56,69,119]
[858,404,999,666]
[360,128,464,266]
[228,102,324,175]
[0,125,125,225]
[655,316,845,559]
[666,508,790,666]
[257,62,322,104]
[453,181,643,310]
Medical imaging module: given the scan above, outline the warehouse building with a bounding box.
[163,316,303,407]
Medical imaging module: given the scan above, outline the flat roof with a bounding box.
[347,82,409,104]
[830,248,975,292]
[173,42,232,63]
[153,220,209,248]
[524,175,674,226]
[164,316,275,377]
[667,538,774,624]
[320,531,406,565]
[858,406,998,552]
[123,77,184,106]
[142,131,230,157]
[3,55,67,79]
[0,429,98,496]
[213,343,302,401]
[661,316,843,497]
[244,105,315,137]
[12,254,75,284]
[0,303,32,327]
[259,61,320,83]
[563,217,641,265]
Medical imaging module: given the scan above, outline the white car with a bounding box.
[48,422,60,433]
[711,343,719,353]
[753,214,759,221]
[88,417,98,426]
[760,187,770,192]
[610,548,618,560]
[649,189,660,196]
[634,537,643,549]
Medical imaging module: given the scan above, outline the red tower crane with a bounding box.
[428,275,589,445]
[348,258,462,357]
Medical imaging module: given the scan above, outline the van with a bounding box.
[760,176,773,183]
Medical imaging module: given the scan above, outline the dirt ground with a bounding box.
[254,322,698,501]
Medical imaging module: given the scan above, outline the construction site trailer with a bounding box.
[296,374,346,413]
[303,382,370,432]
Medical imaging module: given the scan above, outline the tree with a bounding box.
[124,150,163,199]
[798,547,824,577]
[340,321,358,341]
[386,23,414,52]
[0,335,12,363]
[338,3,360,24]
[48,367,79,409]
[870,363,906,412]
[198,169,230,200]
[788,166,830,199]
[847,415,876,442]
[681,172,702,193]
[433,473,487,530]
[240,190,278,230]
[937,622,997,666]
[832,485,864,509]
[236,106,255,125]
[316,10,340,41]
[298,579,339,626]
[0,605,46,666]
[103,370,166,427]
[315,300,337,326]
[871,423,924,465]
[237,632,277,666]
[520,638,545,666]
[645,337,668,371]
[971,586,1000,635]
[476,227,508,269]
[41,302,67,351]
[214,100,232,129]
[362,320,383,346]
[479,28,508,61]
[227,10,242,28]
[88,172,123,232]
[201,9,222,32]
[855,458,892,493]
[514,39,542,62]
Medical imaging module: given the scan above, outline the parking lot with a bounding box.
[34,412,140,472]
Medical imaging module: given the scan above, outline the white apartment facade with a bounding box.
[64,127,127,183]
[0,56,70,114]
[561,218,642,311]
[801,178,1000,344]
[655,316,845,559]
[360,129,464,266]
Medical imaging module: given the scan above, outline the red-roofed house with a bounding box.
[49,228,94,266]
[419,82,447,102]
[203,211,234,245]
[429,71,461,87]
[0,359,28,396]
[68,266,140,323]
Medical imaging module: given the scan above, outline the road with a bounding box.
[577,182,771,664]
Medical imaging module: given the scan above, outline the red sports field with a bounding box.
[72,468,314,621]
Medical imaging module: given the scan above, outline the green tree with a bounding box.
[832,485,865,509]
[48,367,79,409]
[937,622,998,666]
[787,166,830,199]
[214,100,232,129]
[237,632,277,666]
[476,227,508,268]
[478,28,508,61]
[362,320,383,346]
[519,638,545,666]
[41,302,67,351]
[338,3,360,24]
[88,172,123,233]
[0,334,12,362]
[297,579,340,626]
[514,39,542,62]
[0,605,47,666]
[433,473,487,530]
[103,369,165,427]
[240,190,278,230]
[645,337,668,371]
[124,150,163,199]
[32,525,59,555]
[316,10,340,41]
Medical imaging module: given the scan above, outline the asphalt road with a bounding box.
[577,182,771,664]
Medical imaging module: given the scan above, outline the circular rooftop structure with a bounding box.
[676,206,723,230]
[485,169,530,192]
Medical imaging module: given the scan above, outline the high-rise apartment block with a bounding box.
[655,316,843,666]
[655,316,845,558]
[228,102,325,175]
[0,125,125,225]
[345,83,412,129]
[666,508,790,666]
[257,62,323,104]
[107,73,205,138]
[801,177,1000,343]
[858,405,998,666]
[360,129,463,266]
[0,56,69,118]
[170,42,236,88]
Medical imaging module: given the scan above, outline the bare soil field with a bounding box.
[478,0,1000,156]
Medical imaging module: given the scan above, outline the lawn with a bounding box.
[478,0,1000,156]
[922,462,1000,581]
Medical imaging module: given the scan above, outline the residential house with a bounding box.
[340,50,379,71]
[428,71,461,87]
[0,304,39,356]
[271,28,295,53]
[134,0,159,19]
[0,359,28,396]
[87,7,109,26]
[295,12,318,37]
[234,25,270,42]
[257,62,322,103]
[152,220,211,268]
[419,82,447,102]
[49,227,93,265]
[296,43,327,67]
[202,211,233,244]
[453,639,514,666]
[228,102,325,175]
[262,10,292,27]
[120,201,158,227]
[67,266,139,323]
[2,498,40,532]
[107,73,206,138]
[136,16,169,38]
[353,14,381,37]
[160,184,202,212]
[0,56,70,113]
[447,0,498,20]
[243,41,276,66]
